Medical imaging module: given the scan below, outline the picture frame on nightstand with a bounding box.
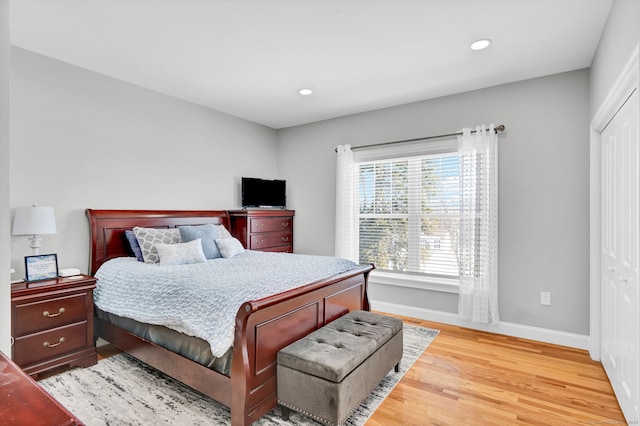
[24,253,59,282]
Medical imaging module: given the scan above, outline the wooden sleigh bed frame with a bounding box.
[86,209,373,426]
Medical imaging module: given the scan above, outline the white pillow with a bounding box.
[156,239,207,265]
[215,237,245,258]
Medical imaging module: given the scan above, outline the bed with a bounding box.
[86,209,373,426]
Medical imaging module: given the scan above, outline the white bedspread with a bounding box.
[94,251,359,357]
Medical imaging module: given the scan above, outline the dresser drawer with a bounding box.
[250,217,292,233]
[250,231,292,249]
[14,322,88,367]
[258,245,294,253]
[13,293,88,336]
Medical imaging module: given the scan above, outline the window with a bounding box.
[354,142,460,280]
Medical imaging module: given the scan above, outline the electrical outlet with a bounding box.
[541,291,551,306]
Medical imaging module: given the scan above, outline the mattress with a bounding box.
[96,308,232,376]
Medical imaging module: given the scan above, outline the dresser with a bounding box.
[11,275,97,378]
[228,209,294,253]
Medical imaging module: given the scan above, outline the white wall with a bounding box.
[9,48,279,278]
[587,0,640,359]
[590,0,640,116]
[0,0,11,356]
[278,69,591,336]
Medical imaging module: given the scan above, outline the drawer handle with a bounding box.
[43,308,65,318]
[43,337,65,348]
[256,223,264,229]
[282,236,289,242]
[256,240,264,245]
[281,222,289,227]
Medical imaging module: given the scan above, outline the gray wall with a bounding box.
[278,69,591,335]
[10,48,279,279]
[1,0,10,356]
[590,0,640,116]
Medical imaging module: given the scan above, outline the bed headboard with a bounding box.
[86,209,229,275]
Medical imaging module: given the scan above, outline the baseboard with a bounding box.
[96,337,109,347]
[371,300,590,351]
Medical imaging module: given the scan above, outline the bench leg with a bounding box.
[281,406,291,421]
[394,362,400,373]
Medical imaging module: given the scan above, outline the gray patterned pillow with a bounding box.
[133,227,182,264]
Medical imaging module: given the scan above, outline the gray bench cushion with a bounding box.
[277,310,403,382]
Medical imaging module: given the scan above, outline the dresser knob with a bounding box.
[256,240,264,245]
[282,236,289,242]
[256,223,264,228]
[43,308,65,318]
[43,337,65,348]
[282,222,289,227]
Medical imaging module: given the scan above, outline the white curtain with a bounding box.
[458,124,499,324]
[335,144,357,262]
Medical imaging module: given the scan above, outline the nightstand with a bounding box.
[11,275,98,378]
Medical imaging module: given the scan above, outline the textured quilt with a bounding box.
[94,251,359,357]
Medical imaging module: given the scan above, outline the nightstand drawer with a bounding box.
[250,231,292,249]
[13,293,88,336]
[250,217,292,233]
[14,322,88,367]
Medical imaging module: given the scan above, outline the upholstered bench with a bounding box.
[277,310,403,426]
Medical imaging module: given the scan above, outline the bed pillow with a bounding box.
[156,239,207,266]
[124,230,144,262]
[178,224,233,257]
[178,224,221,259]
[216,237,245,259]
[216,224,233,239]
[133,226,182,264]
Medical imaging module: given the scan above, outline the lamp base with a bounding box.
[28,234,42,255]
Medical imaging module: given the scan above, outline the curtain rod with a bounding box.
[336,124,505,152]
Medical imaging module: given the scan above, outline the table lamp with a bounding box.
[12,204,57,255]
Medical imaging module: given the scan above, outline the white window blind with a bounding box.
[355,150,461,278]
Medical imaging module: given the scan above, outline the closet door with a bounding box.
[601,89,639,422]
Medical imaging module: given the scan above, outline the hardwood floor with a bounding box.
[367,314,626,426]
[78,314,624,425]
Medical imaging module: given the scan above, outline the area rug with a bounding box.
[39,324,438,426]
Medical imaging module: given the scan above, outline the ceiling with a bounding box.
[10,0,612,129]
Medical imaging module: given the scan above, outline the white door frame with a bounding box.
[589,45,639,360]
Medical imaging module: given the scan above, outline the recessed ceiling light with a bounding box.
[298,88,313,96]
[470,39,492,51]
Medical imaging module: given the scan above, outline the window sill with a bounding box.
[368,270,460,294]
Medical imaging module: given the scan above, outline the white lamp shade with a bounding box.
[12,206,57,235]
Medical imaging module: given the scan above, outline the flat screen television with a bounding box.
[241,177,286,209]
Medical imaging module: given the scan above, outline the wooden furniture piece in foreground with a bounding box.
[0,350,84,425]
[86,209,373,426]
[228,209,294,252]
[11,275,97,378]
